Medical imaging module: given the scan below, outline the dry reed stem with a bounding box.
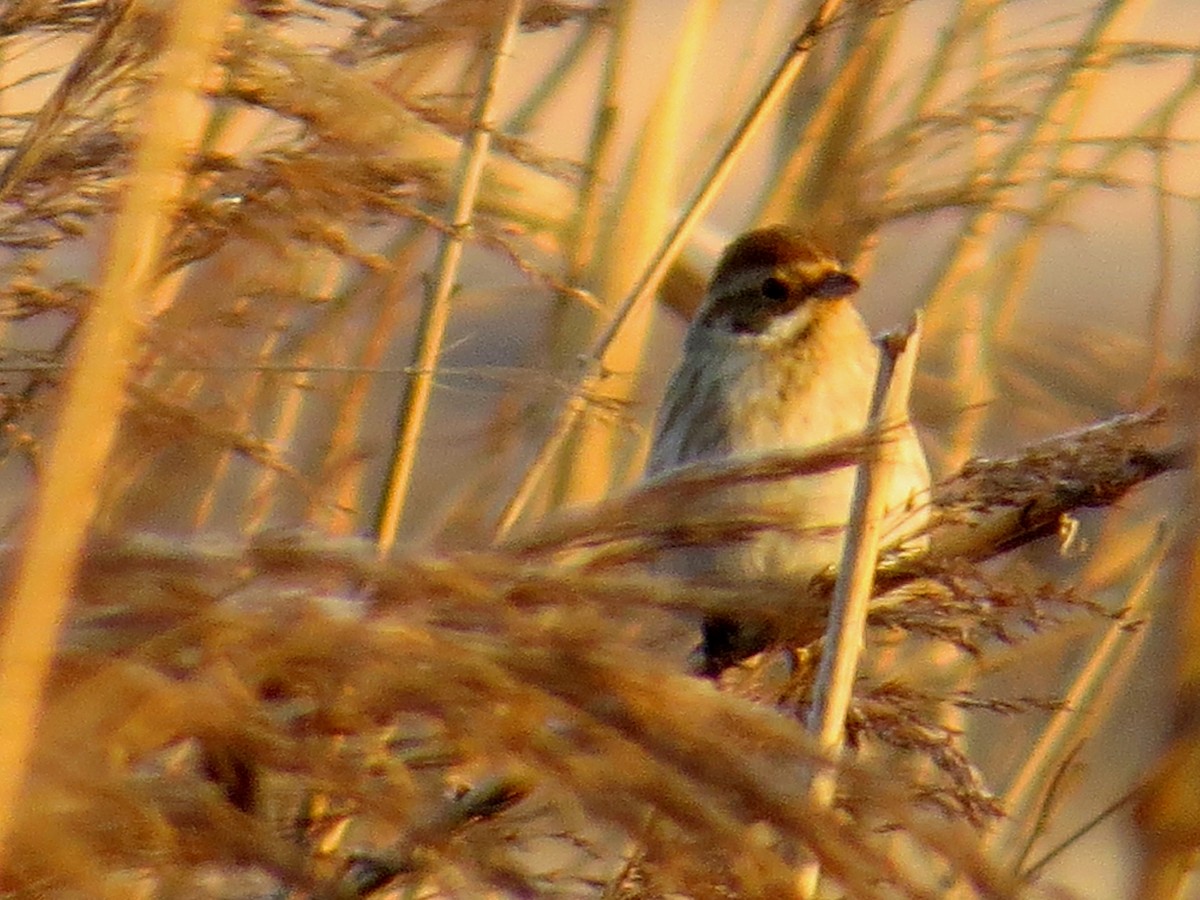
[243,318,321,532]
[375,0,525,555]
[323,232,426,535]
[493,0,850,539]
[223,19,574,233]
[555,0,717,507]
[922,0,1147,341]
[1135,346,1200,899]
[798,316,922,897]
[0,0,233,865]
[1143,122,1174,400]
[188,326,280,531]
[504,15,599,136]
[756,2,896,238]
[564,0,629,282]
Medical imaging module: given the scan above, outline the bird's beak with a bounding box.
[811,271,860,299]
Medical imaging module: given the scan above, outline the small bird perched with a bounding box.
[646,225,931,676]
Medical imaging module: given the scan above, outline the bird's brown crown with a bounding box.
[701,226,859,335]
[715,225,832,275]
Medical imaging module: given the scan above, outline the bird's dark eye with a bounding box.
[760,276,788,301]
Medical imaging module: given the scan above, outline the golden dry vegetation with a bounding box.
[0,1,1197,898]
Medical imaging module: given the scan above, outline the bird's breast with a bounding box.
[717,336,877,454]
[649,322,930,579]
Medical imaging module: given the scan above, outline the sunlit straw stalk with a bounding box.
[999,527,1167,875]
[0,0,233,864]
[375,0,525,555]
[796,316,922,896]
[555,0,718,506]
[494,0,849,538]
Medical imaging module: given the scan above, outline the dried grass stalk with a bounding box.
[0,0,234,865]
[799,317,923,897]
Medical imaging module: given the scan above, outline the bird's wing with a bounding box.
[645,352,731,478]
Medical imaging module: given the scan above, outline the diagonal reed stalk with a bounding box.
[493,0,849,539]
[374,0,525,556]
[0,0,233,864]
[553,0,718,507]
[1000,526,1168,874]
[798,316,923,897]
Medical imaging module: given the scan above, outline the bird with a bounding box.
[645,225,931,676]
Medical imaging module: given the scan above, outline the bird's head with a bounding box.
[697,226,859,341]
